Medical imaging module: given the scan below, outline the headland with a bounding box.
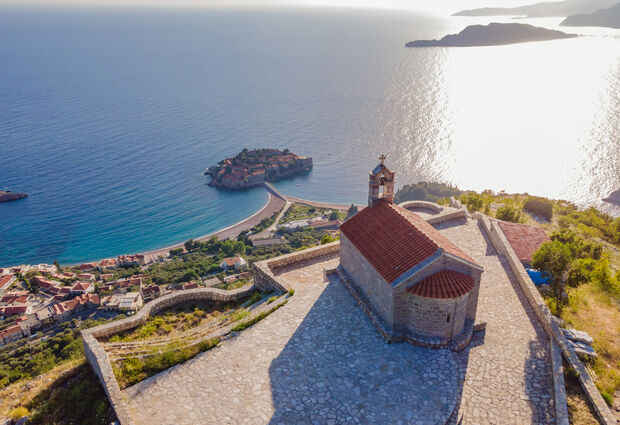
[406,23,577,47]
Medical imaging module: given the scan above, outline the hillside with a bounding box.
[561,2,620,29]
[453,0,617,18]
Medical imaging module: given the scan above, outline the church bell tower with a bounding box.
[368,154,395,207]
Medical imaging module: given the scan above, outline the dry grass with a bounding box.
[565,368,603,425]
[564,282,620,401]
[0,359,82,419]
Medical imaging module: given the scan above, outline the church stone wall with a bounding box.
[403,292,469,340]
[340,234,394,328]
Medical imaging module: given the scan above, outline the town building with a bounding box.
[0,274,16,291]
[70,281,94,296]
[140,285,161,302]
[338,157,484,349]
[220,257,248,272]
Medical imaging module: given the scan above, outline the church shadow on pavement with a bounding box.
[267,273,465,425]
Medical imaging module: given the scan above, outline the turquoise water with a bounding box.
[1,6,619,266]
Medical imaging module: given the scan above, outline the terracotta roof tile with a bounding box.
[408,270,475,299]
[340,200,476,283]
[498,221,550,264]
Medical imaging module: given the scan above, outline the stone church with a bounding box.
[338,156,483,349]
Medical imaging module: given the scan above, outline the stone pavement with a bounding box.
[124,254,460,425]
[124,217,556,425]
[437,218,555,425]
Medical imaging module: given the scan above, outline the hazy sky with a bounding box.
[0,0,548,13]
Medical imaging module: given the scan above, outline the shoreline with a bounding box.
[142,189,287,263]
[3,185,353,268]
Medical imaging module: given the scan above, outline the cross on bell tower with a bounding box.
[368,154,395,207]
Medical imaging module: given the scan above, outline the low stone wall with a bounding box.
[398,200,444,214]
[252,242,340,292]
[475,213,615,425]
[82,286,255,425]
[426,208,467,225]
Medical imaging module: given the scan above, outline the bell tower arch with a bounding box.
[368,154,395,207]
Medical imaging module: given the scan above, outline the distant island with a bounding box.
[206,148,313,189]
[406,23,577,47]
[561,3,620,29]
[453,0,617,18]
[0,190,28,203]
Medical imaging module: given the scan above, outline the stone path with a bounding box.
[436,218,555,425]
[124,254,460,425]
[124,217,555,425]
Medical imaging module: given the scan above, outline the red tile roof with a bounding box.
[498,221,550,264]
[0,275,14,289]
[71,282,92,292]
[407,270,475,299]
[339,200,476,283]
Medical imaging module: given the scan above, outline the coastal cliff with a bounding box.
[406,23,577,47]
[0,191,28,203]
[207,148,313,189]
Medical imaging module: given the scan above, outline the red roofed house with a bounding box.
[338,158,484,349]
[497,221,550,268]
[79,262,98,271]
[0,274,16,291]
[0,323,24,346]
[220,257,247,271]
[70,281,94,296]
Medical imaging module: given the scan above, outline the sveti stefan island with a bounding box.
[0,0,619,425]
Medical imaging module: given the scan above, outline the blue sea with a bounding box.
[1,5,619,266]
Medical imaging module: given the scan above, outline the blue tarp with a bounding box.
[526,268,550,286]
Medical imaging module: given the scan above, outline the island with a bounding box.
[560,3,620,29]
[453,0,617,18]
[405,23,577,47]
[0,190,28,203]
[206,148,313,189]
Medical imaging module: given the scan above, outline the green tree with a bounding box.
[329,211,339,220]
[346,204,359,218]
[532,240,571,316]
[496,205,522,223]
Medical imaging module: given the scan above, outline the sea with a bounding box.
[1,4,619,266]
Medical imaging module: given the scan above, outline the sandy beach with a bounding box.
[143,189,286,262]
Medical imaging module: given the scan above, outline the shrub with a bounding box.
[496,205,522,223]
[267,296,278,304]
[523,197,553,221]
[321,234,337,244]
[169,248,183,256]
[288,288,295,296]
[246,292,263,306]
[229,310,249,322]
[460,192,484,212]
[10,406,29,420]
[601,391,613,406]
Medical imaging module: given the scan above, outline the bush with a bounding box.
[496,205,522,223]
[10,406,29,420]
[169,248,183,256]
[523,197,553,221]
[460,192,484,212]
[394,182,462,204]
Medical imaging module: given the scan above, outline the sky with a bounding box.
[0,0,550,13]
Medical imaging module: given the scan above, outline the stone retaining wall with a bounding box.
[252,242,340,292]
[476,213,616,425]
[82,286,255,425]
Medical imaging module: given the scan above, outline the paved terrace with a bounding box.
[124,217,555,425]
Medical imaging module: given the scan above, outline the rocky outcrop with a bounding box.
[406,23,577,47]
[453,0,617,18]
[0,191,27,203]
